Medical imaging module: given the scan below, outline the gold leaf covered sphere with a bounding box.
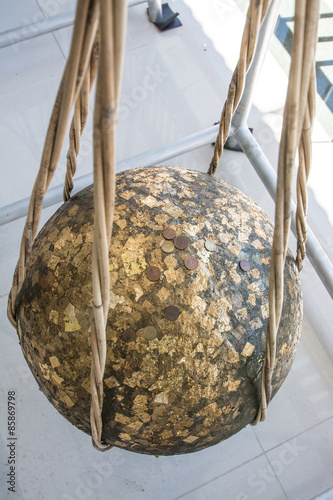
[16,166,302,455]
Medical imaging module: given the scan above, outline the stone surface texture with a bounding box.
[16,166,303,455]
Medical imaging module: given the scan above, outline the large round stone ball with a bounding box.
[16,166,302,455]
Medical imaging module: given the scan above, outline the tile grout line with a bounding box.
[51,32,68,62]
[250,424,291,498]
[261,414,333,455]
[173,450,266,500]
[175,415,333,500]
[311,140,333,144]
[35,0,68,62]
[251,425,266,453]
[249,422,288,498]
[264,451,290,500]
[252,427,289,499]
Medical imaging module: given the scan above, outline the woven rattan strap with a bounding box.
[7,1,100,327]
[7,0,127,451]
[89,0,127,451]
[209,0,318,422]
[208,0,270,175]
[63,32,100,201]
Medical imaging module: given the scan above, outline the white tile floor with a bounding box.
[1,1,333,499]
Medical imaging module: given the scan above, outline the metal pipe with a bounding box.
[147,0,163,24]
[234,125,333,300]
[0,124,220,226]
[231,0,283,130]
[128,0,147,6]
[0,11,75,49]
[0,0,147,49]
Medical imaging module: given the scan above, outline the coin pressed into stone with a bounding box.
[161,241,174,254]
[184,256,198,270]
[146,266,161,281]
[122,328,137,342]
[142,326,157,340]
[163,227,176,240]
[164,305,181,321]
[205,239,217,252]
[174,235,188,250]
[239,260,251,272]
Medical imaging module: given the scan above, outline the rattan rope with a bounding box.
[63,33,100,201]
[89,0,127,451]
[295,66,316,270]
[252,0,319,424]
[208,0,271,176]
[7,0,100,328]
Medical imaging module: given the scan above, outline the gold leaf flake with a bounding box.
[62,394,74,407]
[156,287,170,302]
[133,394,148,409]
[109,261,118,272]
[223,377,241,392]
[49,310,59,324]
[39,363,50,380]
[81,377,91,394]
[154,392,168,405]
[250,268,260,280]
[249,317,263,330]
[64,303,76,322]
[142,300,156,314]
[261,303,269,319]
[248,282,262,294]
[141,195,161,208]
[161,429,173,440]
[186,295,207,314]
[251,239,264,250]
[104,376,120,389]
[164,201,184,218]
[182,222,205,236]
[248,293,256,306]
[51,372,64,385]
[116,219,127,230]
[127,420,143,432]
[121,250,147,276]
[164,254,177,268]
[134,287,144,302]
[228,348,240,363]
[115,413,131,425]
[119,191,135,200]
[228,265,241,284]
[238,231,250,242]
[64,305,81,332]
[227,242,242,256]
[241,342,255,357]
[155,213,169,225]
[110,271,118,286]
[109,291,125,309]
[49,356,60,368]
[279,343,291,356]
[199,315,215,332]
[183,435,199,444]
[119,433,131,441]
[239,308,248,319]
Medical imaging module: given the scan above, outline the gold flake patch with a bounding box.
[241,342,255,357]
